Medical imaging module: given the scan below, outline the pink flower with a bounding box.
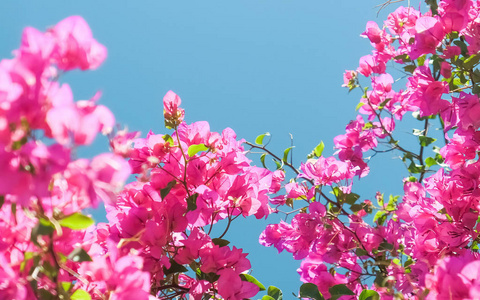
[217,269,259,300]
[50,16,107,70]
[163,90,185,128]
[409,17,446,59]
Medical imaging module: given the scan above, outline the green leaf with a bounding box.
[187,143,209,157]
[407,176,417,182]
[160,180,176,199]
[417,55,426,67]
[267,286,283,300]
[38,289,55,300]
[404,64,416,74]
[313,141,325,157]
[425,157,437,168]
[473,84,480,95]
[355,101,365,111]
[299,283,324,300]
[211,238,230,247]
[273,159,283,170]
[59,213,94,230]
[162,134,174,145]
[71,289,92,300]
[240,274,266,291]
[282,146,294,163]
[31,220,54,246]
[394,54,411,62]
[186,193,198,211]
[425,0,438,15]
[356,248,368,257]
[20,252,35,272]
[359,290,380,300]
[418,136,436,147]
[68,248,92,263]
[255,132,270,145]
[61,282,72,293]
[454,40,468,56]
[464,54,480,69]
[260,153,267,168]
[373,211,387,226]
[329,284,355,300]
[0,195,4,210]
[379,241,394,251]
[374,271,387,287]
[408,162,425,174]
[262,296,275,300]
[164,259,188,275]
[345,193,360,205]
[350,204,363,212]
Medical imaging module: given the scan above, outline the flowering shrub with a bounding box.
[1,0,480,299]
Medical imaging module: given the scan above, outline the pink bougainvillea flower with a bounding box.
[49,16,107,71]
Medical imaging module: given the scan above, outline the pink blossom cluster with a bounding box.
[0,16,143,299]
[101,90,283,299]
[258,0,480,299]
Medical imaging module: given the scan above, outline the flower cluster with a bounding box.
[0,16,139,299]
[256,0,480,299]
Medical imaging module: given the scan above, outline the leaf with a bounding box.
[454,40,468,56]
[417,55,426,66]
[160,180,176,199]
[408,162,424,174]
[356,248,368,257]
[20,252,35,272]
[418,136,436,147]
[374,272,387,287]
[255,132,270,145]
[345,193,360,205]
[267,286,283,300]
[186,193,198,211]
[404,64,416,74]
[282,146,294,163]
[329,284,355,300]
[373,211,386,226]
[38,289,55,300]
[350,204,363,212]
[58,213,94,230]
[299,283,324,300]
[164,259,188,275]
[393,54,411,62]
[273,159,283,170]
[260,153,267,168]
[464,54,480,69]
[262,296,275,300]
[425,0,438,15]
[355,101,365,111]
[71,289,92,300]
[425,157,437,168]
[359,290,380,300]
[313,141,325,157]
[0,195,4,210]
[187,143,208,157]
[68,248,92,262]
[61,282,72,293]
[211,238,230,247]
[240,274,266,291]
[31,220,54,246]
[162,134,174,145]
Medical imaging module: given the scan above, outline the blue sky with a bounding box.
[0,1,425,295]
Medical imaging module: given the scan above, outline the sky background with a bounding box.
[0,1,431,296]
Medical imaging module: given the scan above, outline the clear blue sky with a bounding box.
[0,1,421,295]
